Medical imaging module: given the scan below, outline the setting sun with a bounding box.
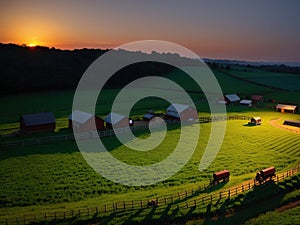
[27,42,37,47]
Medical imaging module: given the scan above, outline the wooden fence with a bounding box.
[0,115,250,150]
[1,163,299,225]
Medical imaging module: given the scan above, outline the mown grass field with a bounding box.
[0,67,300,223]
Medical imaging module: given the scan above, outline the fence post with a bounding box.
[210,195,212,202]
[219,191,222,199]
[123,201,126,210]
[194,200,197,207]
[248,183,250,189]
[140,200,143,208]
[104,204,107,213]
[132,200,134,209]
[185,191,188,198]
[242,184,244,192]
[228,190,230,198]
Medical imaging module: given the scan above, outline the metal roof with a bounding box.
[240,99,252,105]
[225,94,240,102]
[251,95,264,101]
[104,112,126,125]
[143,113,154,119]
[69,110,94,124]
[166,104,190,118]
[276,104,297,110]
[21,112,55,126]
[252,117,261,121]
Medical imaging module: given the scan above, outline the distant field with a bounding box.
[229,70,300,91]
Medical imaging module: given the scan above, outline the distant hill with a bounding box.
[0,43,187,94]
[203,58,300,67]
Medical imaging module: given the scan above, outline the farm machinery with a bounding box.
[255,167,276,184]
[209,170,230,187]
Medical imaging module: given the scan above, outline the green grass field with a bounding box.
[0,67,300,224]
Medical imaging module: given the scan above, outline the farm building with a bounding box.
[166,103,198,121]
[68,110,104,132]
[251,95,264,103]
[224,94,240,104]
[239,99,252,106]
[104,112,132,129]
[19,112,55,134]
[283,120,300,128]
[276,104,297,114]
[143,110,156,121]
[249,117,261,125]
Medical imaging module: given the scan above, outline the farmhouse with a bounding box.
[166,103,198,121]
[19,112,55,134]
[104,112,132,129]
[239,99,252,106]
[224,94,240,104]
[283,120,300,128]
[68,110,104,132]
[251,95,264,103]
[276,104,297,114]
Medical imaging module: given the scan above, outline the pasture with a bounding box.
[0,67,300,223]
[1,111,300,221]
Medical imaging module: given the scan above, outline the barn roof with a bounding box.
[225,94,240,102]
[252,95,264,101]
[104,112,126,125]
[276,104,297,110]
[69,110,94,124]
[166,104,190,118]
[143,113,154,119]
[21,112,55,126]
[240,99,252,105]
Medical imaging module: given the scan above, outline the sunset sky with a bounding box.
[1,0,299,62]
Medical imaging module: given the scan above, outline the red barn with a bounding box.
[69,110,105,132]
[166,104,198,121]
[19,112,56,134]
[251,95,264,103]
[104,112,132,129]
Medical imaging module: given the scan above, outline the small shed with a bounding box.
[19,112,55,134]
[104,112,132,129]
[249,117,261,125]
[143,110,156,121]
[69,110,104,132]
[240,99,252,106]
[276,104,297,114]
[251,95,264,103]
[224,94,240,104]
[166,104,198,121]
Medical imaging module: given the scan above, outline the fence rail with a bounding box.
[0,115,250,150]
[1,163,299,225]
